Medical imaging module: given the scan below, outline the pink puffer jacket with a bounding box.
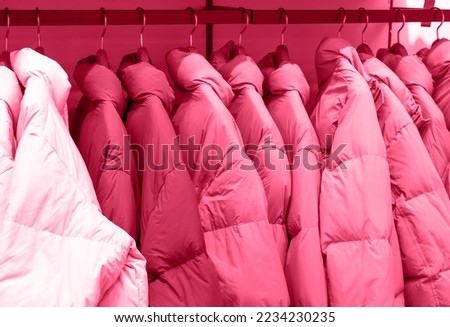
[166,48,289,306]
[211,41,291,265]
[117,54,223,306]
[0,48,148,306]
[258,54,328,307]
[376,51,450,198]
[312,37,402,306]
[359,43,450,306]
[424,39,450,131]
[72,53,139,239]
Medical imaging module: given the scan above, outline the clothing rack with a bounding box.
[1,7,448,60]
[0,8,449,26]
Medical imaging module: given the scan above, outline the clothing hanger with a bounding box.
[136,7,150,63]
[0,7,11,68]
[336,7,346,39]
[96,7,109,67]
[356,7,373,56]
[274,8,290,67]
[186,7,198,52]
[431,7,445,46]
[389,8,408,56]
[231,8,249,58]
[35,8,44,55]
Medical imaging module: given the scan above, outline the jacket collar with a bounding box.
[117,53,174,114]
[211,41,263,95]
[424,38,450,81]
[315,37,369,86]
[73,54,126,117]
[10,48,70,126]
[361,54,430,128]
[165,47,234,107]
[377,51,434,95]
[258,52,310,105]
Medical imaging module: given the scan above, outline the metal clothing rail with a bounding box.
[0,8,449,26]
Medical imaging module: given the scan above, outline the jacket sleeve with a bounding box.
[379,69,428,129]
[408,85,450,196]
[282,92,328,307]
[90,101,139,240]
[97,245,148,307]
[96,168,139,240]
[144,165,223,307]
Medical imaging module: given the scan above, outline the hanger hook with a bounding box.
[279,8,288,46]
[137,7,146,48]
[432,7,445,40]
[359,7,369,44]
[4,7,10,52]
[238,8,249,47]
[395,8,406,44]
[337,7,346,38]
[100,7,107,50]
[187,7,198,48]
[35,7,41,48]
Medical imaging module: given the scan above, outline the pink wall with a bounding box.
[1,0,445,109]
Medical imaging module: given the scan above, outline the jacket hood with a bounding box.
[117,53,174,113]
[377,51,434,95]
[10,48,70,125]
[424,38,450,80]
[315,37,368,85]
[258,52,310,105]
[73,54,126,117]
[211,40,263,95]
[0,66,22,129]
[165,47,234,107]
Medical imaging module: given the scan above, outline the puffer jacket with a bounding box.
[424,39,450,131]
[0,65,21,212]
[166,48,289,306]
[117,53,223,306]
[211,41,291,264]
[357,42,450,306]
[376,51,450,197]
[258,53,328,307]
[0,48,148,306]
[312,37,403,306]
[72,52,139,239]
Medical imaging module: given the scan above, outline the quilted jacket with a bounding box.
[117,53,223,306]
[0,48,148,306]
[72,52,139,239]
[377,51,450,197]
[212,41,291,264]
[259,53,328,306]
[166,47,289,306]
[361,44,450,306]
[312,38,403,306]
